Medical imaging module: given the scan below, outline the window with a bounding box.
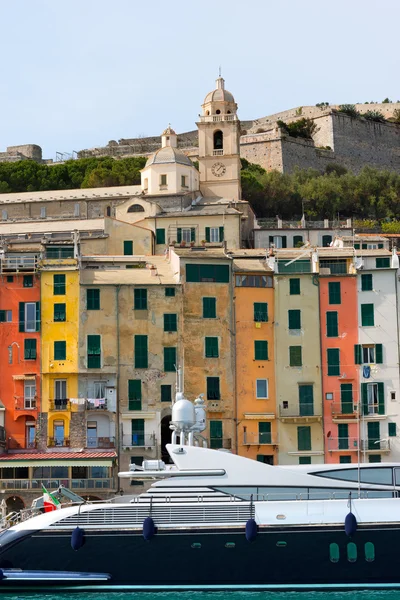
[54,303,66,322]
[322,235,332,247]
[47,246,74,259]
[210,420,223,449]
[347,542,357,563]
[299,456,311,464]
[156,229,166,245]
[87,289,100,310]
[288,309,301,330]
[87,335,101,368]
[135,335,148,369]
[161,385,172,403]
[235,275,273,288]
[289,346,302,367]
[19,302,39,333]
[7,276,13,283]
[181,175,187,188]
[74,203,80,217]
[23,275,33,288]
[164,313,177,332]
[205,337,219,358]
[53,274,66,295]
[54,341,66,360]
[134,289,148,310]
[254,302,268,322]
[297,426,311,451]
[53,420,65,446]
[177,228,195,243]
[256,379,268,399]
[328,282,341,304]
[362,382,384,416]
[361,304,374,326]
[259,422,271,444]
[327,348,340,376]
[207,377,220,400]
[165,287,175,297]
[289,278,300,295]
[132,419,145,446]
[364,542,375,562]
[376,258,390,268]
[93,381,106,399]
[203,297,216,318]
[213,130,223,150]
[164,347,176,372]
[205,227,224,243]
[257,455,274,465]
[340,456,352,463]
[355,344,382,364]
[299,385,314,416]
[361,274,373,291]
[340,383,353,415]
[326,311,338,337]
[293,235,303,247]
[123,241,133,255]
[127,204,145,213]
[186,264,229,283]
[338,423,349,449]
[369,455,381,463]
[0,310,12,322]
[40,207,46,218]
[1,209,7,220]
[128,380,142,410]
[270,235,287,248]
[389,422,396,437]
[255,340,268,360]
[160,174,167,186]
[24,339,37,360]
[329,543,340,563]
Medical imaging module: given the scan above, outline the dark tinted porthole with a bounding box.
[276,541,287,547]
[329,542,339,563]
[347,542,357,563]
[365,542,375,562]
[191,542,201,549]
[225,542,235,548]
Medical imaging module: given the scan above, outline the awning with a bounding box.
[12,375,37,381]
[244,413,276,420]
[0,459,113,467]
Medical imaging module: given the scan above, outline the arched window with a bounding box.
[213,130,223,150]
[127,204,145,213]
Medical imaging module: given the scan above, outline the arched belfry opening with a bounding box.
[213,130,223,150]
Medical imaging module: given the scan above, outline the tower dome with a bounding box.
[202,77,237,117]
[203,77,235,104]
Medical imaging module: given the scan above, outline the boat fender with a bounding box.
[143,517,155,541]
[245,518,258,542]
[345,512,357,537]
[71,526,85,551]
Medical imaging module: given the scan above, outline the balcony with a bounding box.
[13,396,38,419]
[199,114,238,123]
[86,399,109,411]
[243,432,278,446]
[48,437,70,448]
[86,436,115,449]
[279,404,322,423]
[7,435,36,450]
[49,399,71,411]
[360,439,390,453]
[0,478,113,491]
[212,149,224,156]
[0,256,37,272]
[121,434,156,449]
[331,402,359,421]
[327,437,359,452]
[209,438,232,450]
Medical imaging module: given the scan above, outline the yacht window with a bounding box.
[214,487,257,500]
[330,543,339,563]
[314,467,393,485]
[347,542,357,563]
[365,542,375,562]
[314,468,359,482]
[257,487,308,501]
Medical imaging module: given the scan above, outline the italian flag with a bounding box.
[42,484,61,512]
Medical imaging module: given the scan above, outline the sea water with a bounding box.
[3,592,400,600]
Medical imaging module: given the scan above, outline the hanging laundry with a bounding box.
[363,365,371,379]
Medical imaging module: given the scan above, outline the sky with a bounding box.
[0,0,398,160]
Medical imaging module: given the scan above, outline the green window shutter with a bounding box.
[327,348,340,376]
[164,347,176,372]
[297,426,311,451]
[207,377,220,400]
[165,287,175,297]
[161,385,172,403]
[87,334,101,368]
[299,385,314,416]
[255,340,268,360]
[378,382,385,415]
[219,226,224,242]
[191,228,196,242]
[54,341,66,360]
[340,455,352,463]
[376,258,390,268]
[53,274,66,295]
[354,344,362,364]
[35,302,40,331]
[375,344,383,364]
[177,228,182,243]
[128,380,142,410]
[361,304,374,326]
[0,311,5,323]
[338,423,349,450]
[134,289,148,310]
[328,282,341,304]
[24,339,37,360]
[289,346,302,367]
[389,422,396,437]
[254,302,268,322]
[368,421,380,449]
[281,236,287,248]
[340,383,353,414]
[361,274,373,291]
[186,264,199,282]
[123,240,133,255]
[205,337,219,358]
[210,420,223,448]
[289,278,300,295]
[23,275,33,287]
[378,243,384,249]
[54,303,66,322]
[205,227,210,243]
[288,309,301,330]
[87,289,100,310]
[186,264,229,283]
[19,302,25,332]
[258,422,271,444]
[135,335,148,369]
[203,297,216,318]
[164,313,177,332]
[293,235,303,247]
[361,383,368,416]
[156,228,165,245]
[299,456,311,464]
[326,311,338,337]
[354,243,360,249]
[322,235,332,247]
[269,236,274,246]
[362,243,367,250]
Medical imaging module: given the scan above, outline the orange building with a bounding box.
[0,255,41,458]
[234,259,277,464]
[319,274,359,464]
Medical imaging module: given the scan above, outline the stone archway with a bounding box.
[6,496,25,513]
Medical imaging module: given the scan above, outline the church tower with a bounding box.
[197,77,241,201]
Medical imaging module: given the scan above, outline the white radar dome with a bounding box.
[171,398,196,430]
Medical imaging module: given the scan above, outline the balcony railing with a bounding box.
[243,433,278,446]
[7,435,37,450]
[331,402,359,419]
[1,256,37,271]
[121,434,156,448]
[86,399,108,410]
[14,396,38,411]
[86,436,115,449]
[360,439,390,452]
[199,114,238,123]
[279,404,322,419]
[48,437,70,447]
[49,399,71,411]
[0,478,113,491]
[212,149,224,156]
[327,437,359,451]
[209,438,232,450]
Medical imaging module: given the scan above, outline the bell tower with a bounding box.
[197,77,241,201]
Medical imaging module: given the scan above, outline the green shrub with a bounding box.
[337,104,361,118]
[363,110,386,123]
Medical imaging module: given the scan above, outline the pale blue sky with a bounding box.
[0,0,398,159]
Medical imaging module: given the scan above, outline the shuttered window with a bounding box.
[135,335,148,369]
[128,380,142,411]
[338,423,349,449]
[131,419,144,446]
[24,339,37,360]
[54,303,66,322]
[87,335,101,367]
[299,385,314,416]
[293,235,303,247]
[156,229,165,244]
[340,383,353,415]
[361,274,373,291]
[297,426,311,451]
[186,264,229,283]
[259,422,271,444]
[87,289,100,310]
[19,302,40,332]
[355,343,383,364]
[362,382,384,416]
[123,241,133,255]
[289,278,300,295]
[289,346,302,367]
[255,340,268,360]
[164,347,176,372]
[161,385,172,403]
[53,274,66,295]
[207,377,220,400]
[254,302,268,322]
[23,275,33,288]
[288,309,301,330]
[54,341,66,361]
[361,304,374,326]
[203,297,216,318]
[327,348,340,376]
[165,287,175,297]
[389,423,396,437]
[326,311,338,337]
[134,289,147,310]
[164,314,177,332]
[210,420,223,449]
[376,258,390,268]
[205,337,219,358]
[328,282,341,304]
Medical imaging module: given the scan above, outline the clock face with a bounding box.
[211,162,226,177]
